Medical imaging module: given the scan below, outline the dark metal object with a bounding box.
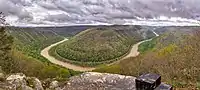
[155,83,173,90]
[136,73,161,90]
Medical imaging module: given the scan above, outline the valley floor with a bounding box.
[41,33,157,71]
[41,38,95,71]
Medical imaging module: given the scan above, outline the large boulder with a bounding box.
[6,73,27,88]
[49,81,59,89]
[26,77,44,90]
[49,81,62,90]
[0,82,15,90]
[62,72,136,90]
[33,78,44,90]
[5,73,44,90]
[21,85,34,90]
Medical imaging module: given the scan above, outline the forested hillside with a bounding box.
[49,25,155,66]
[95,27,200,89]
[8,27,63,62]
[8,26,93,62]
[1,26,90,80]
[4,25,155,79]
[2,24,200,89]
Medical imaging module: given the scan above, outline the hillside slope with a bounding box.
[4,27,85,79]
[95,27,200,88]
[50,25,155,66]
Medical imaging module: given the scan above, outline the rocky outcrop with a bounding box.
[26,77,44,90]
[0,73,30,90]
[62,72,136,90]
[6,73,27,88]
[49,81,62,90]
[0,72,137,90]
[0,73,45,90]
[33,78,44,90]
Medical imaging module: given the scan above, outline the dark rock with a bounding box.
[155,83,173,90]
[136,73,161,90]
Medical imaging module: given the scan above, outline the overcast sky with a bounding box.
[1,0,200,26]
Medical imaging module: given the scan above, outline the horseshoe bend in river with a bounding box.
[41,31,158,71]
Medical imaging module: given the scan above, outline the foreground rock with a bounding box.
[6,73,27,88]
[26,77,44,90]
[0,73,45,90]
[63,72,136,90]
[0,72,137,90]
[49,80,62,90]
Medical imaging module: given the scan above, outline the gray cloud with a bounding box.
[37,1,58,10]
[0,0,33,22]
[1,0,200,26]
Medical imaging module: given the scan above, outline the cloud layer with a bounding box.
[1,0,200,26]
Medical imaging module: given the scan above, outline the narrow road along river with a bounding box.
[41,38,95,71]
[41,31,159,71]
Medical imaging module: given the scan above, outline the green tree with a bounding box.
[0,13,14,73]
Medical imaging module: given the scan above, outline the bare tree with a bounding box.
[0,12,6,25]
